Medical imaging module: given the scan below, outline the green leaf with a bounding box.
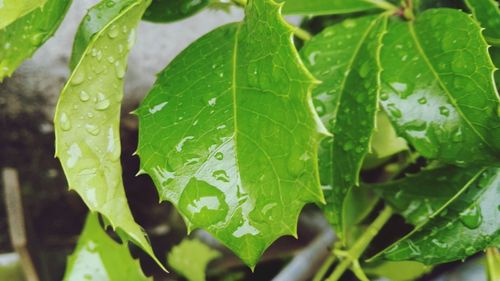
[167,239,220,281]
[486,248,500,281]
[63,214,151,281]
[279,0,389,16]
[465,0,500,45]
[137,0,325,267]
[142,0,209,23]
[492,47,500,88]
[0,0,71,81]
[371,168,500,265]
[364,261,431,281]
[299,15,388,240]
[380,9,500,166]
[54,0,165,270]
[0,0,47,29]
[369,166,485,226]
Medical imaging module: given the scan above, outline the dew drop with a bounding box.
[439,106,450,117]
[418,97,427,104]
[79,91,90,102]
[459,205,482,229]
[343,140,354,151]
[114,61,126,79]
[108,25,119,38]
[95,93,110,111]
[30,32,45,46]
[60,112,71,131]
[214,152,224,160]
[213,170,230,183]
[380,92,389,101]
[85,124,100,136]
[386,103,402,118]
[71,70,85,85]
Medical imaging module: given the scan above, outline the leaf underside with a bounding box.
[137,0,325,267]
[142,0,209,23]
[280,0,379,16]
[54,0,164,270]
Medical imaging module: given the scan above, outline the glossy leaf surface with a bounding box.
[279,0,381,16]
[0,0,71,80]
[299,15,387,239]
[0,0,46,29]
[465,0,500,45]
[142,0,209,23]
[167,239,220,281]
[380,9,500,166]
[63,214,151,281]
[54,0,164,270]
[137,0,325,267]
[372,168,500,265]
[369,166,485,225]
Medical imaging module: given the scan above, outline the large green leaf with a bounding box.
[369,166,485,226]
[380,9,500,166]
[137,0,325,267]
[54,0,164,270]
[167,239,220,281]
[63,214,151,281]
[280,0,390,16]
[299,15,388,240]
[465,0,500,45]
[142,0,209,23]
[0,0,46,29]
[0,0,71,81]
[370,168,500,265]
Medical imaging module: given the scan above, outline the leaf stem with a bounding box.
[325,206,393,281]
[312,254,336,281]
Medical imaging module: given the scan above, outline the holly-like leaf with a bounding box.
[54,0,164,270]
[299,15,388,240]
[137,0,325,267]
[369,166,485,226]
[492,47,500,88]
[63,214,151,281]
[370,168,500,265]
[0,0,46,29]
[167,239,221,281]
[380,9,500,166]
[465,0,500,45]
[279,0,390,16]
[0,0,71,81]
[142,0,209,23]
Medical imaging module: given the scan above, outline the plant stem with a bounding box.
[312,254,336,281]
[325,206,393,281]
[365,0,399,12]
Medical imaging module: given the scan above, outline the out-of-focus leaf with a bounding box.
[0,0,46,29]
[63,214,151,281]
[54,0,165,270]
[137,0,325,267]
[299,15,387,240]
[364,260,431,281]
[465,0,500,45]
[370,168,500,265]
[380,9,500,166]
[486,248,500,281]
[0,253,25,281]
[0,0,71,81]
[142,0,209,23]
[167,239,220,281]
[279,0,389,16]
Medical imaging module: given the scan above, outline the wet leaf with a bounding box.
[167,239,220,281]
[142,0,209,23]
[465,0,500,45]
[0,0,46,29]
[63,214,151,281]
[137,0,325,267]
[0,0,71,81]
[54,0,165,270]
[299,15,388,240]
[279,0,383,16]
[370,168,500,265]
[380,9,500,166]
[369,166,485,226]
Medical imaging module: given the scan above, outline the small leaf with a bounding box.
[142,0,209,23]
[364,260,431,281]
[299,15,388,240]
[168,239,220,281]
[370,168,500,265]
[54,0,164,270]
[63,214,151,281]
[0,0,47,29]
[380,9,500,166]
[465,0,500,45]
[279,0,384,16]
[137,0,325,267]
[0,0,71,81]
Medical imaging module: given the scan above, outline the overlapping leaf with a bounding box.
[370,168,500,265]
[137,0,325,267]
[142,0,209,23]
[465,0,500,45]
[486,248,500,281]
[54,0,164,270]
[299,15,387,240]
[380,9,500,166]
[0,0,46,29]
[63,214,151,281]
[167,239,220,281]
[279,0,391,16]
[0,0,71,81]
